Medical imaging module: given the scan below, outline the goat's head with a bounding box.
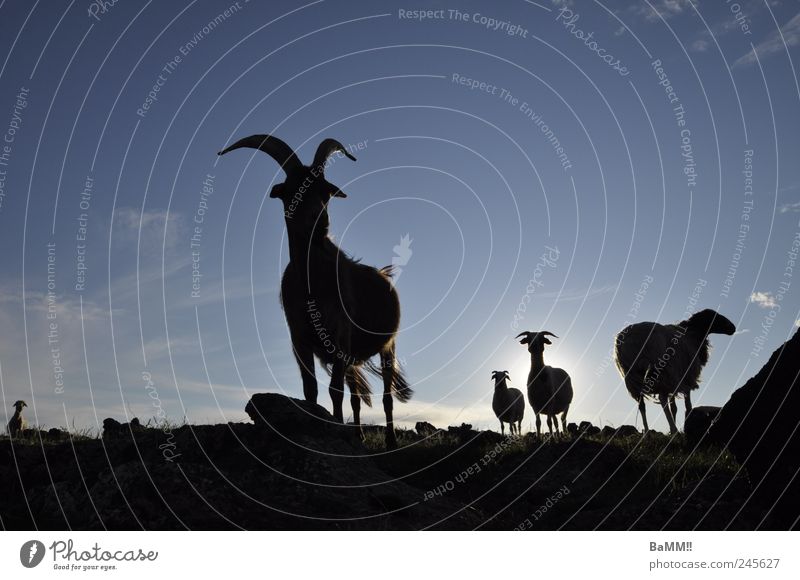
[685,309,736,336]
[12,400,27,411]
[218,135,355,238]
[516,331,558,354]
[491,370,510,386]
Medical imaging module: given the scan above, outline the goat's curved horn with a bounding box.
[217,134,303,175]
[313,138,356,172]
[541,331,559,338]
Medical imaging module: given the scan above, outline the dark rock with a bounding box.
[447,423,473,435]
[709,328,800,525]
[567,422,579,434]
[578,421,601,436]
[415,421,438,436]
[684,406,721,448]
[102,418,122,439]
[601,426,616,437]
[615,425,639,438]
[245,393,360,448]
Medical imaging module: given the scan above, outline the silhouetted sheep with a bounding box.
[517,331,573,436]
[491,370,524,435]
[218,135,411,449]
[614,309,735,434]
[7,400,27,437]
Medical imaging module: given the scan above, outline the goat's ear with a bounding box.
[543,337,552,345]
[269,184,284,199]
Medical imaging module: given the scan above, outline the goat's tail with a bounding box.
[364,358,414,403]
[346,365,373,407]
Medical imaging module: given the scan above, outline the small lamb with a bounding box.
[491,371,525,435]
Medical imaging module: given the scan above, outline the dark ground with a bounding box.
[0,399,790,530]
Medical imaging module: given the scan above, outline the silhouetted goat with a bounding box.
[7,400,27,437]
[218,135,412,449]
[491,370,524,435]
[613,308,735,434]
[517,332,573,436]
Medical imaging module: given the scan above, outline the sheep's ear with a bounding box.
[269,184,285,199]
[688,309,736,336]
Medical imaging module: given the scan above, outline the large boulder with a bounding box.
[709,328,800,526]
[245,393,361,450]
[684,406,721,449]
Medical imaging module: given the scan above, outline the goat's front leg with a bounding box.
[659,393,678,434]
[535,413,542,436]
[380,348,398,450]
[293,343,317,404]
[329,359,346,422]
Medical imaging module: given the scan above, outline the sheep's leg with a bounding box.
[293,344,318,404]
[380,349,398,450]
[329,359,346,422]
[638,396,649,432]
[500,421,505,436]
[561,406,569,433]
[684,391,693,422]
[535,414,542,436]
[669,397,678,428]
[546,415,553,435]
[517,420,522,435]
[659,393,678,434]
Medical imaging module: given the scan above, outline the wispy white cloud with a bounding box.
[734,12,800,67]
[691,38,710,52]
[630,0,696,23]
[779,201,800,213]
[750,291,778,308]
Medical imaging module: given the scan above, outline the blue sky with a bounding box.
[0,0,799,434]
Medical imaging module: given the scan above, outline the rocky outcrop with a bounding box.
[709,329,800,525]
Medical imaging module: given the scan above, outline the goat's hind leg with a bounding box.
[380,348,398,450]
[329,359,346,422]
[293,344,318,404]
